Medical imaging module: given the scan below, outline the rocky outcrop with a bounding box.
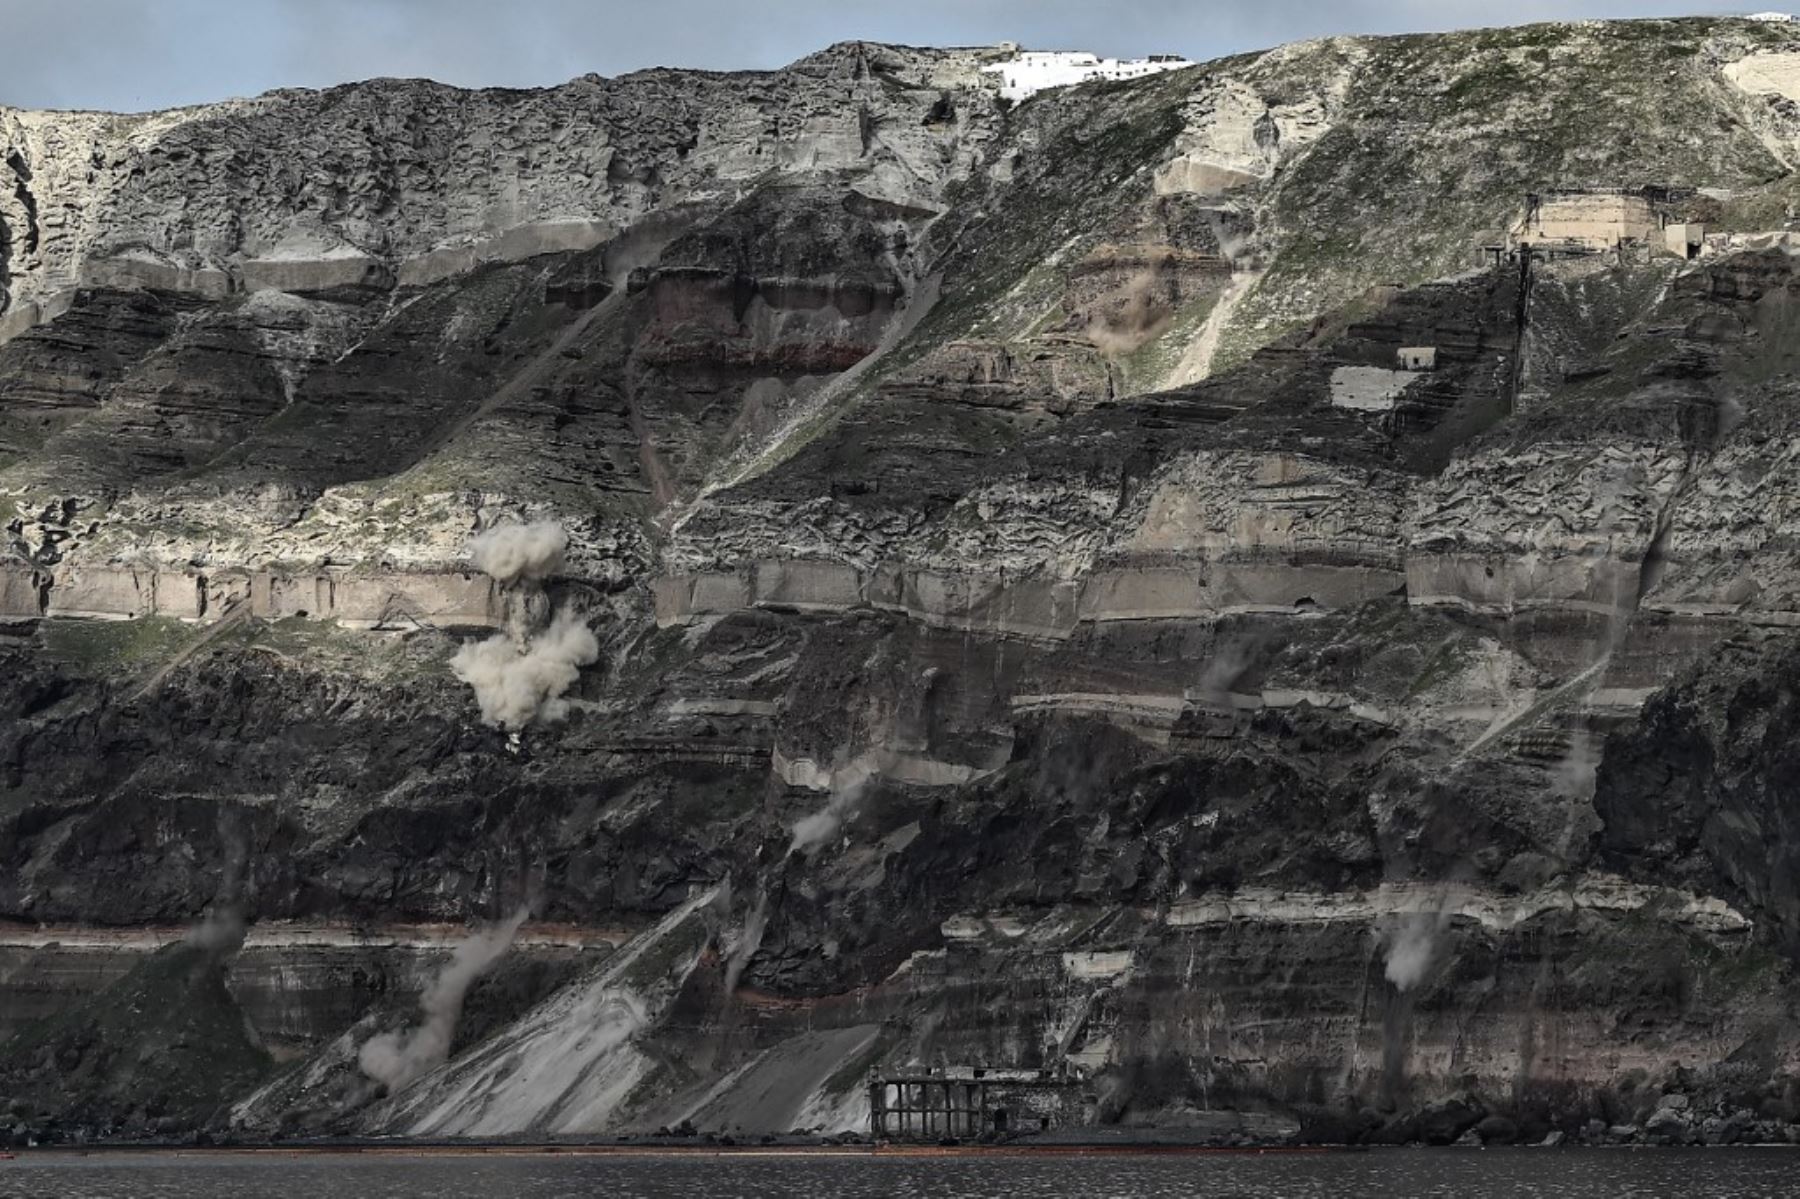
[0,44,1001,329]
[1597,633,1800,954]
[0,941,273,1137]
[11,15,1800,1149]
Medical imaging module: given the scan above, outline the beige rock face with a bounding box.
[1642,434,1800,624]
[1330,366,1417,412]
[0,565,46,619]
[0,43,1002,337]
[44,565,169,620]
[1519,193,1659,250]
[1724,49,1800,102]
[39,563,503,628]
[1099,450,1407,616]
[1127,451,1403,561]
[654,563,1085,640]
[1722,49,1800,166]
[1080,446,1404,615]
[1152,41,1359,198]
[1404,443,1686,617]
[659,450,1409,635]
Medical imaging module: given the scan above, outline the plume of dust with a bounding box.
[723,888,770,997]
[1380,896,1456,993]
[1716,393,1745,443]
[1551,729,1603,861]
[185,814,249,952]
[1377,890,1456,1105]
[184,907,246,953]
[451,609,599,730]
[359,908,528,1094]
[1382,916,1438,992]
[1085,267,1174,357]
[789,759,879,857]
[468,520,568,585]
[1196,636,1256,707]
[1552,729,1600,801]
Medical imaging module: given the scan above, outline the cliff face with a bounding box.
[7,19,1800,1147]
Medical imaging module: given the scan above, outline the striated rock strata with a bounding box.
[9,17,1800,1149]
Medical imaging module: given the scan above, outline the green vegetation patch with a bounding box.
[39,612,454,689]
[1217,16,1796,371]
[247,616,455,685]
[41,616,198,675]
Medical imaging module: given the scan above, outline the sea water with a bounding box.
[2,1148,1798,1199]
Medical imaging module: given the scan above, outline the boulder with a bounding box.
[1475,1115,1519,1145]
[1418,1099,1485,1147]
[1645,1106,1693,1144]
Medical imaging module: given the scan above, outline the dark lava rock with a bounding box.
[1644,1106,1693,1144]
[1416,1099,1485,1146]
[0,941,272,1134]
[1474,1114,1519,1145]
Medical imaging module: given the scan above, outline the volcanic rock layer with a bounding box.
[7,19,1800,1148]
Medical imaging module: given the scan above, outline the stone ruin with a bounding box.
[1484,186,1711,263]
[868,1065,1093,1140]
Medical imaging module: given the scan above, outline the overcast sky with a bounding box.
[0,0,1767,112]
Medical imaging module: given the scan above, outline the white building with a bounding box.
[1748,12,1797,22]
[982,50,1195,103]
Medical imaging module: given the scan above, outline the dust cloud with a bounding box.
[359,909,529,1094]
[454,520,597,729]
[467,520,568,585]
[1085,268,1174,357]
[451,610,599,729]
[789,760,878,856]
[1382,912,1442,993]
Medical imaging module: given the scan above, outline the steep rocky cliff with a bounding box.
[8,18,1800,1148]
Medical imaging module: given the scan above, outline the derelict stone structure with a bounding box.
[868,1067,1093,1140]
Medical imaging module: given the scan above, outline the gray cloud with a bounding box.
[0,0,1763,112]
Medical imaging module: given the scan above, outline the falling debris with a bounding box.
[1382,913,1440,992]
[790,761,878,856]
[467,520,569,586]
[1195,636,1256,707]
[185,816,249,953]
[359,909,529,1094]
[452,519,596,729]
[1552,730,1600,801]
[1380,889,1459,994]
[723,888,771,996]
[450,610,599,730]
[183,907,247,953]
[1084,268,1174,356]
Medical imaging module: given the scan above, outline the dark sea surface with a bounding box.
[2,1148,1798,1198]
[3,1144,1800,1195]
